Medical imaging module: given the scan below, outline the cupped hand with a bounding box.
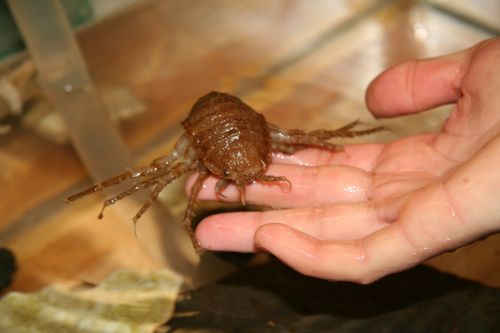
[192,38,500,283]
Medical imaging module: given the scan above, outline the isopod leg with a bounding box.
[66,157,178,203]
[308,120,387,139]
[268,120,386,154]
[96,163,192,221]
[66,135,192,203]
[238,185,246,206]
[183,168,210,254]
[257,175,292,192]
[131,180,167,237]
[271,140,342,154]
[98,176,160,219]
[215,178,230,199]
[269,126,342,154]
[131,163,194,234]
[311,119,361,138]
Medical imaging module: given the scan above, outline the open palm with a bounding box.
[193,38,500,283]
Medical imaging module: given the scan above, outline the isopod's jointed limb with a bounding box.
[70,162,194,229]
[307,119,387,139]
[213,178,258,205]
[268,120,387,154]
[130,162,196,236]
[66,134,192,203]
[183,168,211,253]
[66,134,195,221]
[65,158,177,204]
[214,178,230,200]
[97,173,167,220]
[257,174,292,192]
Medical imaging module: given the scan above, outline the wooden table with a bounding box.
[1,0,499,292]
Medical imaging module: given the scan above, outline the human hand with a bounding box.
[192,38,500,283]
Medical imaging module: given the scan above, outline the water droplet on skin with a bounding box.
[64,84,73,92]
[132,172,141,178]
[272,152,314,166]
[343,184,365,198]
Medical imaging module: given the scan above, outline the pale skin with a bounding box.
[190,38,500,283]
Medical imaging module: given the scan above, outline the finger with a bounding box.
[254,223,418,283]
[188,163,374,208]
[272,143,385,171]
[255,182,489,283]
[366,48,471,117]
[195,203,389,252]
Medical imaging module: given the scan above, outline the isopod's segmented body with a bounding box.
[182,92,272,187]
[67,91,386,253]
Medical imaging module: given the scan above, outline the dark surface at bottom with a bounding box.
[170,258,500,332]
[0,248,16,293]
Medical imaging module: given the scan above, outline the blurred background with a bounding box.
[0,0,499,294]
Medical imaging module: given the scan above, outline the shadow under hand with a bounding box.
[171,258,500,333]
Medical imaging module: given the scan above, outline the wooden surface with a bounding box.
[1,0,499,292]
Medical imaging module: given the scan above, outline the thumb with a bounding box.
[365,48,471,117]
